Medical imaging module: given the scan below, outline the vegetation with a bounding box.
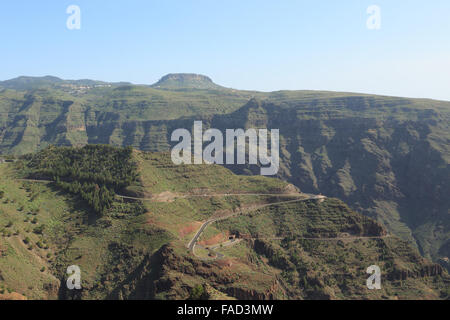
[0,147,447,300]
[22,145,139,216]
[0,73,449,299]
[189,284,210,300]
[0,148,172,299]
[0,74,447,268]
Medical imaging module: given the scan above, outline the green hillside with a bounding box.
[0,74,449,273]
[210,98,450,268]
[0,146,448,300]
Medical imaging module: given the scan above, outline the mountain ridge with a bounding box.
[0,77,448,273]
[0,145,447,300]
[0,75,131,91]
[2,74,450,103]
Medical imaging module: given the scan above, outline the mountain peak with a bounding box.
[0,75,64,90]
[151,73,223,90]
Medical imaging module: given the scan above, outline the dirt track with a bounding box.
[18,179,347,261]
[187,195,389,261]
[187,195,326,260]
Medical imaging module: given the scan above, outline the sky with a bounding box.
[0,0,449,100]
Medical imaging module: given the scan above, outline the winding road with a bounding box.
[187,195,326,259]
[185,194,389,261]
[17,178,341,261]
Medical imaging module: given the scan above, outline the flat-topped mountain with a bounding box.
[151,73,224,90]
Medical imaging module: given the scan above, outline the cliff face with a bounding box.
[231,100,449,264]
[174,98,447,265]
[112,199,448,301]
[0,86,448,266]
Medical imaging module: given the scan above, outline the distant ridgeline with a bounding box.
[20,145,142,216]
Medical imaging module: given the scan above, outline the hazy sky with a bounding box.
[1,0,449,100]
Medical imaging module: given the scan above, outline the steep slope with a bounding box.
[75,94,447,267]
[153,199,447,300]
[109,151,449,300]
[208,98,450,267]
[0,146,172,299]
[0,80,253,155]
[0,146,447,300]
[0,76,449,270]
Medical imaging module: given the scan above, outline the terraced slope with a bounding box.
[0,146,447,300]
[0,76,254,155]
[0,75,449,271]
[209,98,450,267]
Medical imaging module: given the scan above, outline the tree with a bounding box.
[189,285,209,300]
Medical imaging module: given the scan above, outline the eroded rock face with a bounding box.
[1,86,447,265]
[112,244,277,300]
[388,264,444,281]
[214,99,449,263]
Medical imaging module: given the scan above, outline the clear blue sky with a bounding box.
[1,0,449,100]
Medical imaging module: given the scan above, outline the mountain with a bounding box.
[0,76,129,91]
[0,76,64,90]
[0,74,448,273]
[212,98,450,267]
[151,73,225,90]
[0,145,447,300]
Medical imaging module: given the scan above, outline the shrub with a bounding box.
[189,284,210,300]
[33,225,45,235]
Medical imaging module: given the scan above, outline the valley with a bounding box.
[0,74,449,300]
[0,145,448,300]
[0,74,448,271]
